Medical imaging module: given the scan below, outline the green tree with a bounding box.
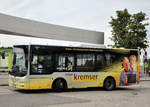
[109,9,149,49]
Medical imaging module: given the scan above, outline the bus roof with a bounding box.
[14,44,106,49]
[13,44,138,53]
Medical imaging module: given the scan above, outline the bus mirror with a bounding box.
[8,71,10,74]
[13,54,16,65]
[2,52,5,59]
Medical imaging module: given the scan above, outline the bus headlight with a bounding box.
[19,82,25,87]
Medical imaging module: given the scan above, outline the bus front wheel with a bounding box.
[52,79,67,92]
[103,77,116,91]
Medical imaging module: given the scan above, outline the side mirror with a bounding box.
[13,54,16,65]
[8,71,11,74]
[2,52,5,59]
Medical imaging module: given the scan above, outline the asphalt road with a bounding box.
[0,73,150,107]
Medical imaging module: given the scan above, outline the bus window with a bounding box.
[105,53,112,65]
[96,54,105,67]
[96,53,118,71]
[76,54,95,71]
[31,55,52,74]
[31,55,38,73]
[56,54,74,71]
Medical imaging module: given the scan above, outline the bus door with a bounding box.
[29,54,53,89]
[56,53,75,88]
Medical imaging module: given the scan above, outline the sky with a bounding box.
[0,0,150,57]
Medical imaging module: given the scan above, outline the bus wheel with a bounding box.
[103,77,116,91]
[53,79,67,92]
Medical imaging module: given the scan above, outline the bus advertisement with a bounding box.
[8,45,140,91]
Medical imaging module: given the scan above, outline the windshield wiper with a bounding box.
[10,66,27,76]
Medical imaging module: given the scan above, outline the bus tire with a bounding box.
[103,77,116,91]
[52,78,67,92]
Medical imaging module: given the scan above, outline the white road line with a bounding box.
[0,88,15,95]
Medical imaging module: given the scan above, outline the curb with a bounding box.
[140,77,150,81]
[0,73,8,75]
[140,79,150,81]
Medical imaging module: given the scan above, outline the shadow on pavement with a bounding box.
[14,87,137,94]
[0,84,8,86]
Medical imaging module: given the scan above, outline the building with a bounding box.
[0,13,104,45]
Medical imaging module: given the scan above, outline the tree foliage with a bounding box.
[109,9,149,49]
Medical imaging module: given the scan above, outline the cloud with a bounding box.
[0,0,150,48]
[11,1,30,11]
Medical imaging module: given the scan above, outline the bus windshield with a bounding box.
[10,46,28,77]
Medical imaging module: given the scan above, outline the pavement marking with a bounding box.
[0,86,16,95]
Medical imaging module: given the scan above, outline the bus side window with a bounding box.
[31,55,38,73]
[31,55,53,74]
[96,54,105,69]
[56,54,74,71]
[42,55,53,73]
[105,53,112,65]
[66,56,74,71]
[76,54,95,71]
[57,55,66,71]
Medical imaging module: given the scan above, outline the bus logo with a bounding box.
[72,74,98,81]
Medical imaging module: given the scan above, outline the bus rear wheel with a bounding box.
[52,79,67,92]
[103,77,116,91]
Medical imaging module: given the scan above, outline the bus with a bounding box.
[9,45,140,91]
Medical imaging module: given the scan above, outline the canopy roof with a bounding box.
[0,13,104,44]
